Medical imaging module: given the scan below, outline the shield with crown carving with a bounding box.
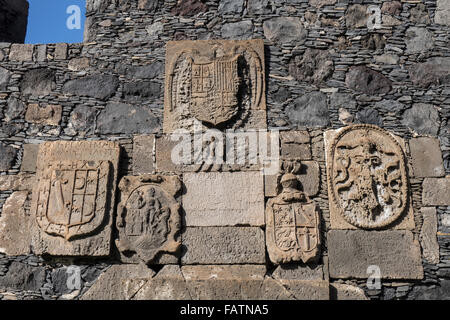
[189,54,241,126]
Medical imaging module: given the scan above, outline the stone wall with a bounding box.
[0,0,448,300]
[0,0,29,43]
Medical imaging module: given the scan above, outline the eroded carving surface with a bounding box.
[266,162,321,264]
[116,175,182,264]
[164,39,266,132]
[326,124,408,229]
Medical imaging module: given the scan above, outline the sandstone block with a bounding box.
[420,207,439,264]
[328,230,423,279]
[331,283,368,300]
[20,144,39,173]
[9,44,33,61]
[409,137,445,178]
[132,135,155,175]
[181,227,266,264]
[183,172,264,226]
[422,177,450,206]
[25,104,62,126]
[181,265,266,280]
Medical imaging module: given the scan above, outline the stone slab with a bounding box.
[181,265,266,280]
[422,177,450,206]
[20,144,39,173]
[31,141,120,257]
[0,191,32,256]
[328,230,423,280]
[0,174,35,191]
[280,130,311,160]
[25,104,62,126]
[181,227,266,264]
[163,40,266,133]
[409,137,445,178]
[331,283,368,300]
[272,263,324,281]
[81,264,155,300]
[132,135,155,175]
[183,172,264,226]
[9,44,33,62]
[420,207,439,264]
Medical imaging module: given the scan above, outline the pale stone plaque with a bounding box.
[324,124,414,230]
[116,174,182,264]
[183,172,264,226]
[31,141,120,256]
[164,39,266,133]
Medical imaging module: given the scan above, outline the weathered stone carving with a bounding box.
[31,141,120,256]
[325,124,409,229]
[116,174,182,264]
[164,39,266,132]
[266,162,321,264]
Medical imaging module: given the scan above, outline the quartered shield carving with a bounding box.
[116,175,182,264]
[327,124,409,229]
[35,160,111,241]
[164,40,266,132]
[266,172,321,264]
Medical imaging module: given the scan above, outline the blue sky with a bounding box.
[25,0,86,44]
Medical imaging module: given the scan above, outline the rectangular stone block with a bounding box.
[423,177,450,206]
[181,227,266,264]
[409,137,445,178]
[420,207,439,264]
[25,104,62,126]
[328,230,423,279]
[132,135,155,175]
[54,43,68,60]
[9,44,33,62]
[183,172,264,226]
[272,263,324,281]
[280,130,311,160]
[163,39,266,133]
[31,141,120,256]
[20,144,39,173]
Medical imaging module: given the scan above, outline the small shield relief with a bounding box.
[189,54,241,126]
[35,160,110,241]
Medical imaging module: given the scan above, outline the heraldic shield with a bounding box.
[266,199,321,264]
[189,54,241,126]
[35,160,111,241]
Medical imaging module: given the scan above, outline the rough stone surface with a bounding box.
[285,92,330,128]
[0,191,31,255]
[405,27,434,54]
[64,105,97,137]
[408,58,450,88]
[248,0,269,14]
[171,0,207,16]
[422,177,450,206]
[263,17,307,46]
[68,58,90,71]
[0,262,45,292]
[218,0,244,14]
[272,264,324,281]
[31,141,120,256]
[0,66,11,90]
[181,227,266,264]
[9,44,33,61]
[331,283,368,300]
[345,66,392,95]
[96,102,160,135]
[356,108,383,127]
[409,137,445,178]
[309,0,336,8]
[132,135,155,175]
[381,1,402,15]
[328,230,424,279]
[221,21,254,40]
[420,207,439,264]
[289,49,334,86]
[4,96,25,122]
[280,131,311,160]
[181,265,266,280]
[62,74,119,100]
[0,142,17,171]
[435,0,450,26]
[0,174,35,191]
[183,172,264,226]
[25,104,62,126]
[20,144,39,173]
[346,5,369,28]
[81,264,155,300]
[20,68,56,97]
[122,81,160,102]
[402,104,440,136]
[410,4,430,25]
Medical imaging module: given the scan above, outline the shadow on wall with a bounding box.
[0,0,29,43]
